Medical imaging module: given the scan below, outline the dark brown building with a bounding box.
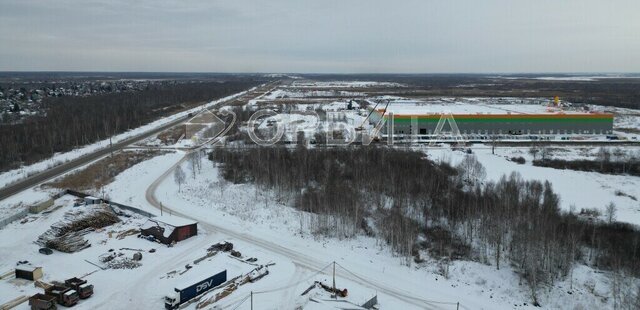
[140,216,197,244]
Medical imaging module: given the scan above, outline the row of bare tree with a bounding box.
[0,80,260,172]
[210,146,640,306]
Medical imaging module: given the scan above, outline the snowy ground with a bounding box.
[425,145,640,225]
[2,81,639,309]
[610,107,640,140]
[263,89,365,100]
[291,81,405,88]
[0,146,624,309]
[0,194,294,310]
[255,110,367,143]
[151,152,619,309]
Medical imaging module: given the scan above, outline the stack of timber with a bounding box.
[36,206,119,253]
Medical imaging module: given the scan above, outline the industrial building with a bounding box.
[368,102,614,138]
[140,216,198,244]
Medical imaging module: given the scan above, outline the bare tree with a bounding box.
[456,154,486,184]
[174,165,186,192]
[0,80,257,172]
[597,147,611,171]
[613,148,628,173]
[606,202,617,224]
[529,147,540,161]
[539,146,550,161]
[188,152,201,179]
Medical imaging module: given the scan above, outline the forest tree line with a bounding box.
[210,146,640,306]
[0,80,260,172]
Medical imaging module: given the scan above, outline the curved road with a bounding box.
[144,151,465,310]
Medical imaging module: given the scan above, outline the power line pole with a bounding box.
[333,261,336,299]
[250,291,253,310]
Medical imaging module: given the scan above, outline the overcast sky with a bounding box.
[0,0,638,73]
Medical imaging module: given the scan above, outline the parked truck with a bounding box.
[164,270,227,309]
[28,293,57,310]
[45,285,79,307]
[64,277,93,299]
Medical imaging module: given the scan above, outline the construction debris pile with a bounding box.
[196,265,269,309]
[301,281,349,298]
[36,205,120,253]
[107,258,141,270]
[208,241,257,264]
[99,251,142,269]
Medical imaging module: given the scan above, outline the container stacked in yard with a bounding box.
[164,270,227,310]
[28,293,57,310]
[44,285,79,307]
[64,277,93,299]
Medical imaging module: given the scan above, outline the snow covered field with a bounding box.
[291,81,406,88]
[366,96,612,115]
[425,146,640,225]
[139,151,621,308]
[263,89,365,100]
[2,80,640,309]
[1,144,628,309]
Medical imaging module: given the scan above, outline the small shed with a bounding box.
[140,216,197,244]
[84,196,101,205]
[15,266,43,281]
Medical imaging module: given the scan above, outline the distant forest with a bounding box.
[211,147,640,306]
[304,74,640,110]
[0,79,261,172]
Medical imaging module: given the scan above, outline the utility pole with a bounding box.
[160,202,163,216]
[332,261,336,299]
[250,291,253,310]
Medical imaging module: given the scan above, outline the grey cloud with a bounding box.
[0,0,638,73]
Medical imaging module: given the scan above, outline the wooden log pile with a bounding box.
[0,295,29,310]
[39,228,93,253]
[36,206,120,253]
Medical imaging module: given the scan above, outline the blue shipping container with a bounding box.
[165,270,227,309]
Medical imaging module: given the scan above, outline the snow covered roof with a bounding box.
[370,100,609,116]
[15,266,41,272]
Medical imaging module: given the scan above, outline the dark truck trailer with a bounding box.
[165,269,226,309]
[28,293,57,310]
[45,285,79,307]
[64,277,93,299]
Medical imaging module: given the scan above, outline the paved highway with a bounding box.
[0,83,277,202]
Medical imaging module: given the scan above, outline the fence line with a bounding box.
[0,208,29,230]
[64,189,157,218]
